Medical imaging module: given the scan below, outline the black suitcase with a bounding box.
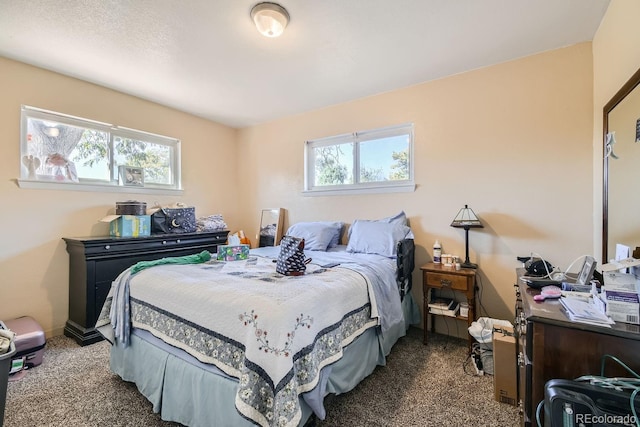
[544,379,640,426]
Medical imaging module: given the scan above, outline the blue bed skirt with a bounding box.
[110,293,420,427]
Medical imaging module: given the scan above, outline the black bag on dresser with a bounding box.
[151,205,197,234]
[276,236,311,276]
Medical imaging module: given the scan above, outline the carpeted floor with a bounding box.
[3,327,519,426]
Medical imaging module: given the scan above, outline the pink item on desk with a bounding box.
[533,285,562,302]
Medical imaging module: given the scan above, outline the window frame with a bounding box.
[303,123,415,196]
[17,105,183,195]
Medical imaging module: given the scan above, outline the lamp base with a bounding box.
[461,261,478,269]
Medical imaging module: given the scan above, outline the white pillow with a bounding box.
[286,221,343,251]
[346,220,412,257]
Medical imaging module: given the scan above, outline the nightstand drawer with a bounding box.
[425,272,468,291]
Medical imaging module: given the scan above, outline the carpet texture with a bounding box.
[3,327,519,426]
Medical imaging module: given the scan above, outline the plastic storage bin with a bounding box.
[0,342,16,427]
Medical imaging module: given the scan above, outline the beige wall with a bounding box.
[237,43,595,333]
[6,2,635,339]
[592,0,640,263]
[0,57,240,337]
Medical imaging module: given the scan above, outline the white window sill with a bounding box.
[16,179,184,195]
[302,182,415,197]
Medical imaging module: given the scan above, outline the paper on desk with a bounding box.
[560,297,614,328]
[616,244,631,261]
[560,291,591,302]
[613,244,632,273]
[601,257,640,272]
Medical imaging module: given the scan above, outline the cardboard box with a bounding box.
[493,326,517,406]
[101,214,151,237]
[217,244,250,261]
[603,272,640,324]
[604,290,640,324]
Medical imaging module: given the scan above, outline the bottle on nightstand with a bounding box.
[460,302,469,318]
[433,240,441,264]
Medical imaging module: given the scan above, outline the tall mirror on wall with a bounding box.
[603,66,640,264]
[258,208,285,247]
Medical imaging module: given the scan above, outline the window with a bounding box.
[304,123,415,195]
[19,105,181,192]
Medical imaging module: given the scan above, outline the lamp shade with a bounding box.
[450,204,483,269]
[450,205,483,229]
[251,2,289,38]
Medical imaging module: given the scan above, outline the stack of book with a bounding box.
[560,297,615,328]
[428,297,460,317]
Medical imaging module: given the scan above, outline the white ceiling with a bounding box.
[0,0,610,129]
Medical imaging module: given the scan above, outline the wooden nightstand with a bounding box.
[420,262,477,351]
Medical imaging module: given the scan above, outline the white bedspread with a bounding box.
[98,251,402,427]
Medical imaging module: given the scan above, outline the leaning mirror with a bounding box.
[258,208,284,247]
[603,66,640,264]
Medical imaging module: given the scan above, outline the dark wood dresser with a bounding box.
[515,269,640,426]
[63,230,229,346]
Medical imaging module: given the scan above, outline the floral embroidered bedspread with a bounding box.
[97,255,399,427]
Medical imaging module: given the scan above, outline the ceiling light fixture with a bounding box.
[251,2,289,38]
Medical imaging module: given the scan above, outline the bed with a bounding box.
[96,214,420,427]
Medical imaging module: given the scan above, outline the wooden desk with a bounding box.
[515,270,640,426]
[421,263,476,350]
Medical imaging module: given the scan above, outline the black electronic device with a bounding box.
[518,256,558,289]
[517,256,555,277]
[544,379,640,427]
[521,256,597,290]
[521,277,563,289]
[526,259,554,276]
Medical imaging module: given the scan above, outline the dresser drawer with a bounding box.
[82,233,228,257]
[425,272,469,291]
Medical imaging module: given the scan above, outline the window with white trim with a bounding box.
[19,105,181,191]
[304,123,415,195]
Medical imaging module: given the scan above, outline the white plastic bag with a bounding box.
[468,317,513,346]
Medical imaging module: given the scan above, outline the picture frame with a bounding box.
[119,165,144,187]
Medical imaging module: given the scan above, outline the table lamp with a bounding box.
[450,204,483,269]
